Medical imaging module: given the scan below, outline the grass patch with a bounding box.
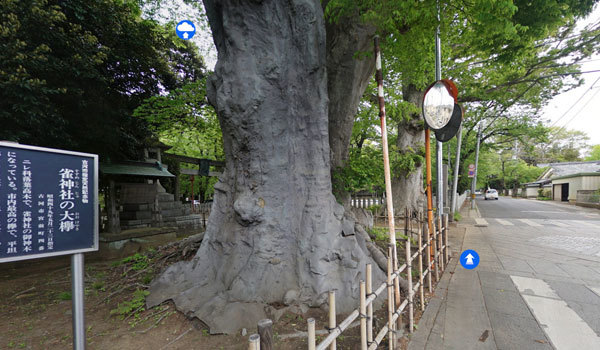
[57,292,71,301]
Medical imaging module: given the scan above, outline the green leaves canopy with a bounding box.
[0,0,204,160]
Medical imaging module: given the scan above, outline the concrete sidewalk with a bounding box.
[408,204,498,350]
[407,203,556,350]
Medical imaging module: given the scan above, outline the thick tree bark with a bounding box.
[147,0,383,334]
[324,3,377,206]
[392,84,425,214]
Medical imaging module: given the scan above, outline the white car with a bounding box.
[485,189,499,200]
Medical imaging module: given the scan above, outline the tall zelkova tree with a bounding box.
[148,0,384,334]
[148,0,599,333]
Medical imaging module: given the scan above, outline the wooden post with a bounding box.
[257,319,273,350]
[360,280,367,350]
[366,264,373,344]
[425,223,433,293]
[433,217,439,281]
[308,318,316,350]
[406,210,414,333]
[190,175,195,213]
[425,129,435,269]
[329,290,336,350]
[438,215,444,272]
[418,212,425,311]
[248,334,260,350]
[444,214,449,264]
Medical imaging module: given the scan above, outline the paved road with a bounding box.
[410,196,600,350]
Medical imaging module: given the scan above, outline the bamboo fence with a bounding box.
[305,209,450,350]
[247,210,451,350]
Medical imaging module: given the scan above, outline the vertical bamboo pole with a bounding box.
[425,222,433,293]
[308,318,316,350]
[249,334,260,350]
[366,264,373,344]
[425,129,435,269]
[433,218,439,281]
[374,36,401,314]
[329,291,336,350]
[360,280,367,350]
[437,215,444,272]
[406,210,414,333]
[418,212,425,311]
[444,214,449,264]
[387,246,394,350]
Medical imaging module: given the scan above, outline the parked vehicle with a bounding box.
[485,189,499,200]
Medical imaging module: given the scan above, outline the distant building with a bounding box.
[522,161,600,201]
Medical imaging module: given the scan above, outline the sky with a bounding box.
[541,6,600,147]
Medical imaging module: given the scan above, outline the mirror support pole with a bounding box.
[435,0,443,217]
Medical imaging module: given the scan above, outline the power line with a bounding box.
[554,86,600,132]
[550,75,600,126]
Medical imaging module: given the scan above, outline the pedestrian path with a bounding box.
[409,204,600,350]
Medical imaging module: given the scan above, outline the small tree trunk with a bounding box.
[148,0,384,334]
[392,84,425,214]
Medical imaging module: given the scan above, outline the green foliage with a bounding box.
[333,145,384,194]
[585,145,600,161]
[0,0,204,160]
[390,145,425,176]
[135,77,223,201]
[453,212,462,222]
[537,188,551,200]
[110,289,149,320]
[521,127,590,164]
[120,253,150,271]
[57,292,72,301]
[367,204,382,215]
[367,227,388,243]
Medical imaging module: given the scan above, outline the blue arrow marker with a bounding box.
[460,249,479,270]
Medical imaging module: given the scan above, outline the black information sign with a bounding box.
[0,142,98,263]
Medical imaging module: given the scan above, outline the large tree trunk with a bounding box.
[392,84,425,214]
[147,0,383,334]
[324,3,377,206]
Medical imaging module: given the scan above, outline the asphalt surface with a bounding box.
[409,196,600,350]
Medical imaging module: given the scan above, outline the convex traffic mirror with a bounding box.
[423,80,458,130]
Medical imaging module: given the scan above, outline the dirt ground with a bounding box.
[0,227,427,350]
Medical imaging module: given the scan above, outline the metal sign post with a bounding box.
[471,127,481,209]
[72,253,86,350]
[0,142,98,350]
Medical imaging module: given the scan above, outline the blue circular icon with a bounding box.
[176,20,196,40]
[460,249,480,270]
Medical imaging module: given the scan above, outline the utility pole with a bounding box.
[451,125,463,218]
[471,125,481,209]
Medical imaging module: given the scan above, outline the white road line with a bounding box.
[518,218,543,227]
[495,219,514,226]
[551,221,570,227]
[588,286,600,298]
[511,276,600,349]
[475,218,488,226]
[510,275,559,299]
[577,221,599,228]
